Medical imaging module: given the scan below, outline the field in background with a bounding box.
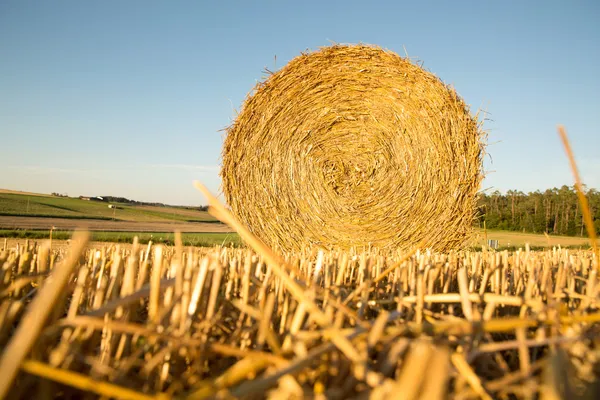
[473,229,591,249]
[0,227,592,250]
[0,188,51,197]
[0,190,593,250]
[0,191,233,240]
[0,231,241,248]
[0,216,230,233]
[0,192,217,223]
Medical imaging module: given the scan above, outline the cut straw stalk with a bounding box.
[20,359,167,400]
[228,327,367,398]
[0,231,89,399]
[558,125,599,264]
[194,182,369,375]
[451,352,493,400]
[396,293,541,307]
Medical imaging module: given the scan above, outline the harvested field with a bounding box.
[0,216,232,233]
[2,42,597,400]
[1,232,599,399]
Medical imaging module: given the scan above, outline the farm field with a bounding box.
[1,231,241,248]
[0,215,231,233]
[2,190,592,250]
[1,232,598,399]
[0,226,591,251]
[0,188,51,197]
[472,229,591,249]
[0,190,238,247]
[0,219,592,251]
[0,224,591,248]
[0,191,218,223]
[2,2,597,398]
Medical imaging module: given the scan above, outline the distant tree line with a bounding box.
[99,196,208,211]
[99,195,161,206]
[477,185,600,236]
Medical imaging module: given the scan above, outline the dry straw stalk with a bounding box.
[1,231,599,399]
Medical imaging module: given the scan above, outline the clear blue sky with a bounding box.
[1,1,598,206]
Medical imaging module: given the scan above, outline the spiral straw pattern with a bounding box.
[221,44,484,252]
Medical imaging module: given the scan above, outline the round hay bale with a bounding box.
[221,44,484,253]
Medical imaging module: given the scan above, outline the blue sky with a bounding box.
[0,1,598,205]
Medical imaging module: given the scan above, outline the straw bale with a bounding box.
[221,44,484,252]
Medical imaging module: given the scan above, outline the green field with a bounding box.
[0,229,241,247]
[472,229,591,250]
[0,192,217,223]
[1,227,592,250]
